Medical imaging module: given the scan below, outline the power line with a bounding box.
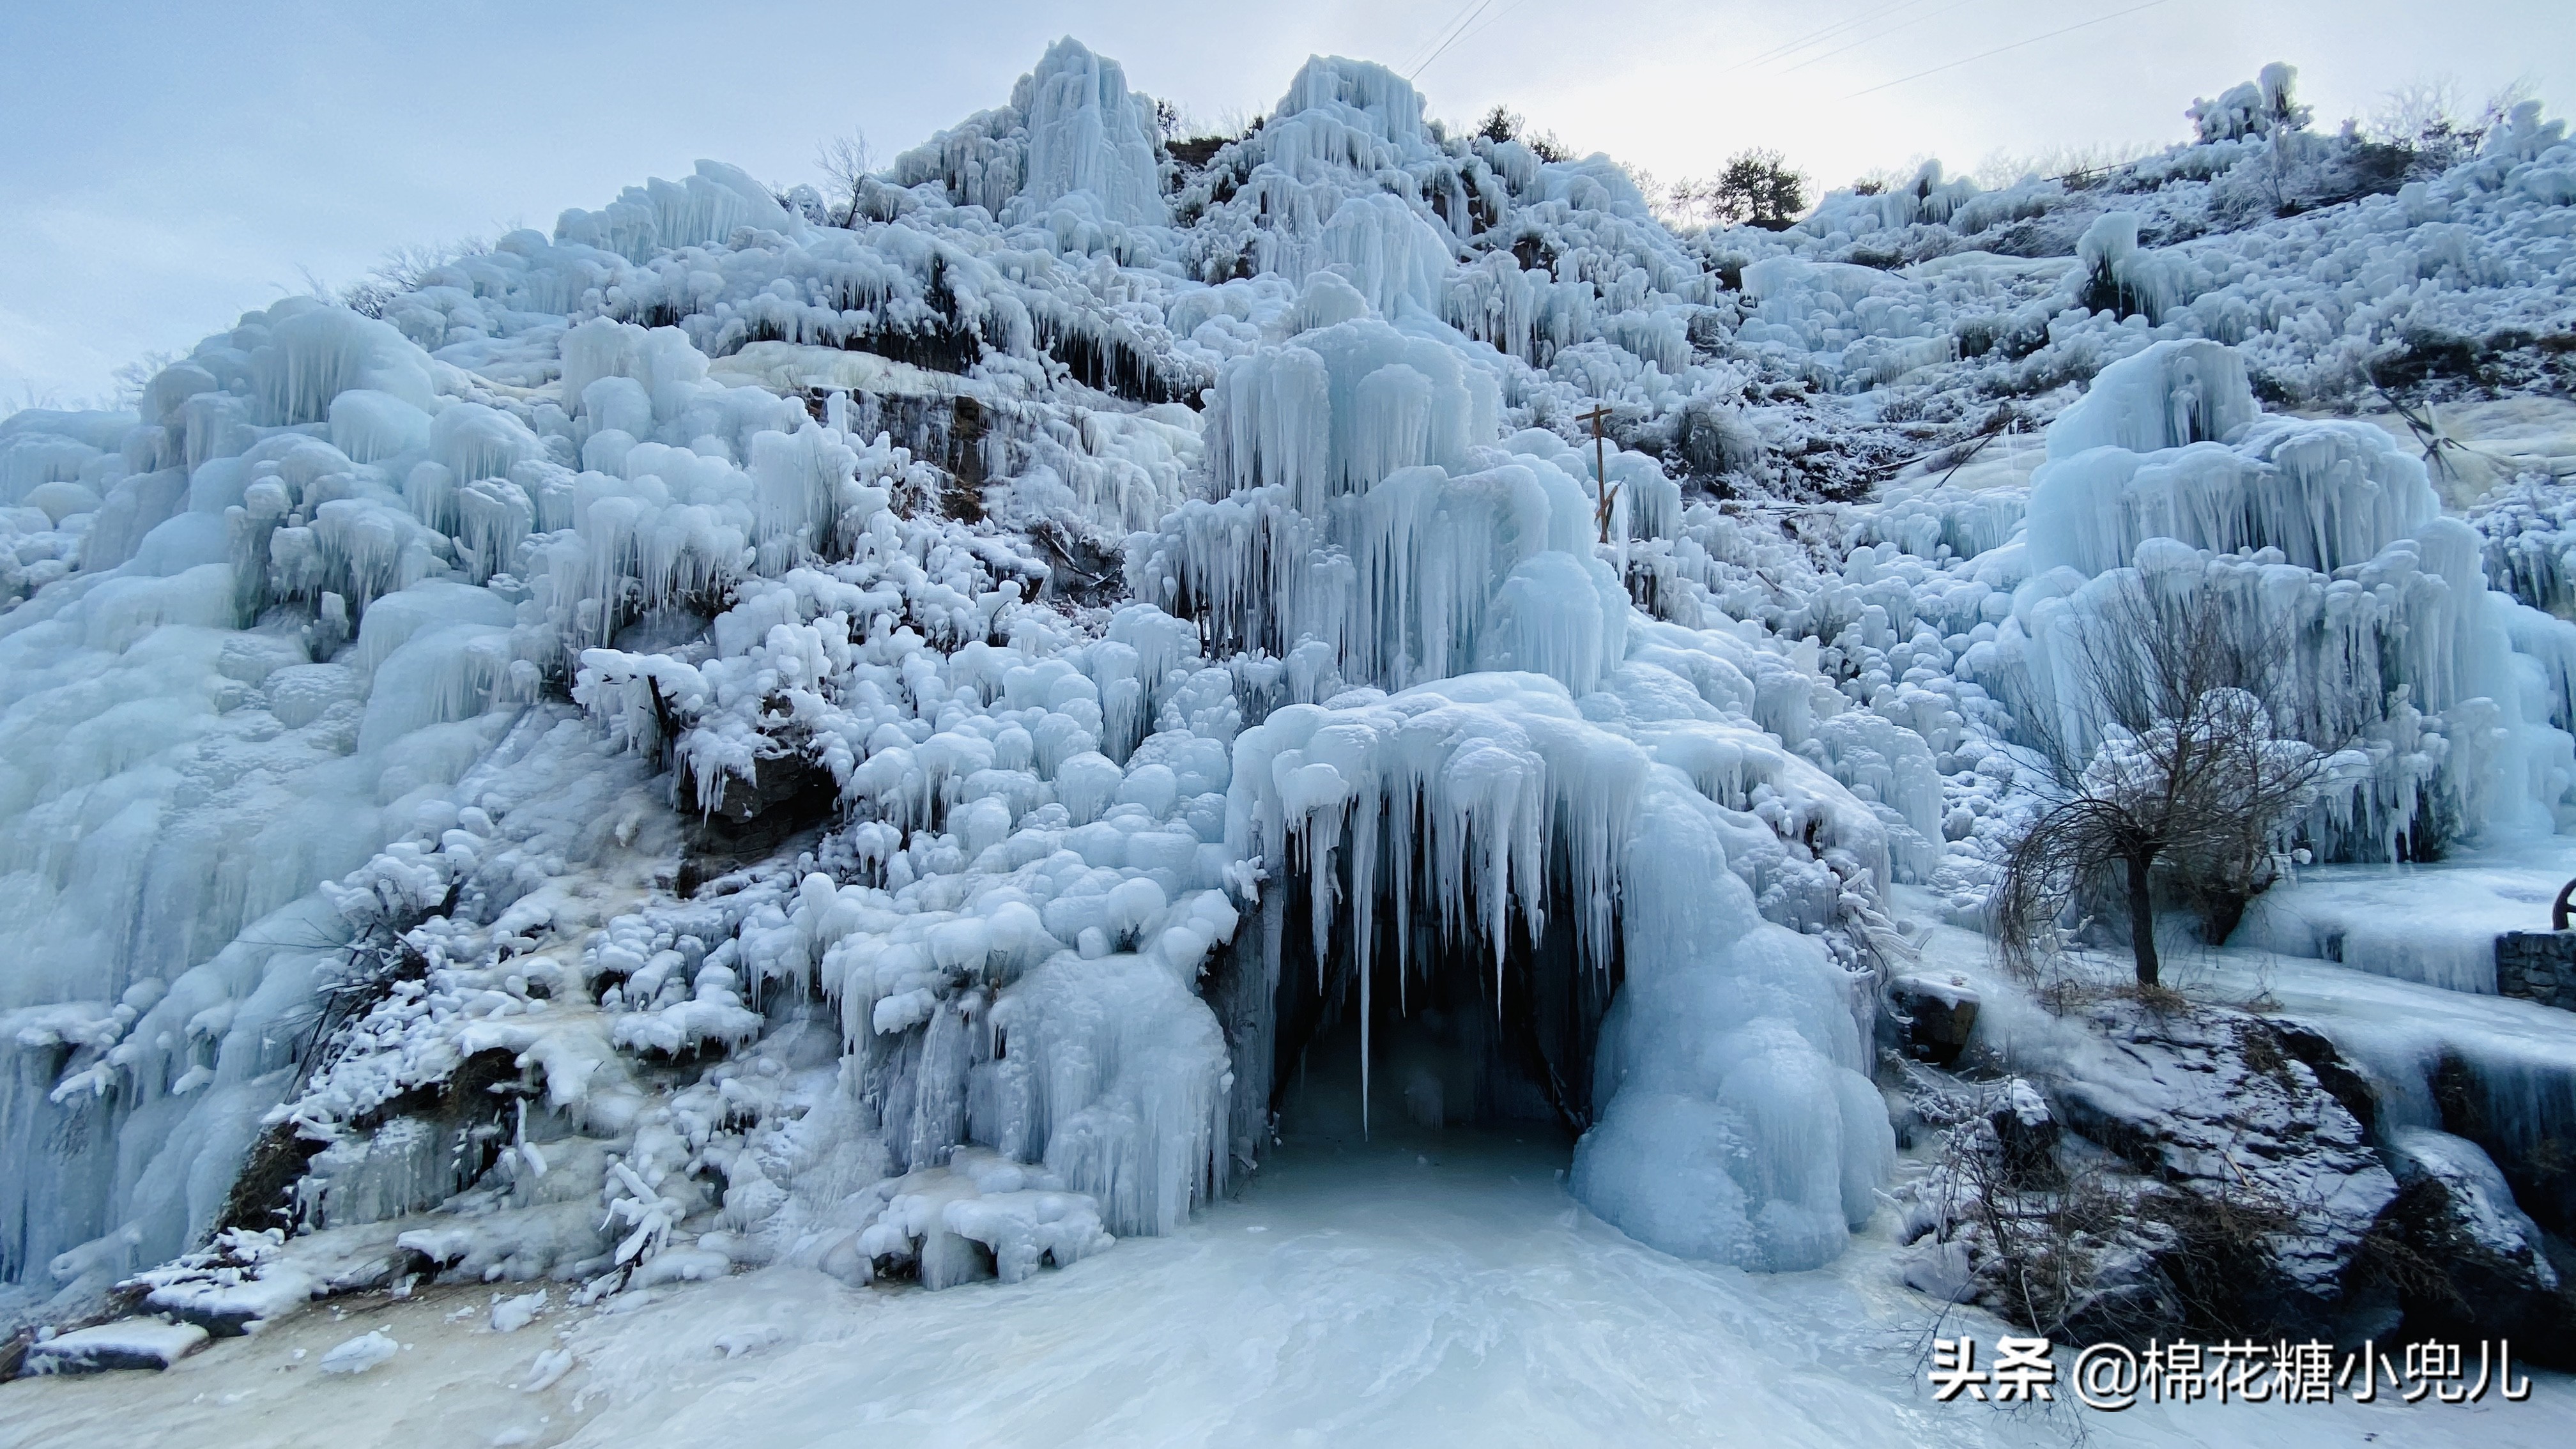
[1438,0,1533,66]
[1732,0,1929,72]
[1397,0,1478,77]
[1406,0,1498,80]
[1778,0,1991,76]
[1845,0,2171,98]
[1721,0,1935,77]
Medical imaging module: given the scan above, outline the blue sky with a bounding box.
[3,0,2566,402]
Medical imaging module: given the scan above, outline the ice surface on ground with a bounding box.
[2196,952,2576,1211]
[1,33,2572,1327]
[2236,834,2576,991]
[5,1135,2570,1446]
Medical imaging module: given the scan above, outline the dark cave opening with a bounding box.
[1243,856,1623,1152]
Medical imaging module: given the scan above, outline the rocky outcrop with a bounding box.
[1895,992,2576,1357]
[1887,975,1981,1066]
[2045,1005,2401,1340]
[1896,1001,2437,1348]
[17,1319,208,1375]
[2375,1128,2576,1366]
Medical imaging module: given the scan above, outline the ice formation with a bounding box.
[2,38,2572,1326]
[2006,337,2576,856]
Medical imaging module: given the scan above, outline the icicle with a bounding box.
[1359,912,1372,1140]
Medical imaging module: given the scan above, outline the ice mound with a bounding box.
[319,1328,400,1374]
[1,35,2569,1312]
[1222,674,1893,1268]
[1174,300,1900,1266]
[2004,337,2576,856]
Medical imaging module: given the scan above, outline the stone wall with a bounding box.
[2494,931,2576,1010]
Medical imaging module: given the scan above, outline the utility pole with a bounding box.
[1577,402,1618,543]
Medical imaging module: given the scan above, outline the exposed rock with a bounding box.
[1895,1002,2417,1347]
[2262,1018,2379,1125]
[20,1319,209,1374]
[2046,1004,2400,1341]
[1888,974,1980,1066]
[124,1222,413,1338]
[1988,1078,2058,1184]
[676,739,836,895]
[2426,1046,2576,1238]
[2376,1128,2576,1365]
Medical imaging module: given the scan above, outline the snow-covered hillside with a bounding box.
[2,34,2573,1399]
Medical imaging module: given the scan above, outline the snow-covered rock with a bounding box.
[2048,1006,2400,1320]
[20,1318,209,1374]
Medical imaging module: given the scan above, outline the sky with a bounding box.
[3,0,2566,404]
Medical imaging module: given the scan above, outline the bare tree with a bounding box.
[111,351,181,408]
[1993,582,2348,988]
[816,130,875,228]
[2367,75,2471,148]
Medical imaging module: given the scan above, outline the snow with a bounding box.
[0,32,2571,1432]
[319,1328,401,1374]
[20,1317,210,1374]
[5,1138,2571,1443]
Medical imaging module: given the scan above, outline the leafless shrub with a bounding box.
[0,381,63,420]
[816,130,875,228]
[1993,581,2351,988]
[338,238,491,319]
[1967,140,2163,190]
[2363,72,2542,160]
[1979,1158,2149,1341]
[107,351,181,410]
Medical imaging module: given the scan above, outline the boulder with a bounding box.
[1889,974,1980,1066]
[2046,1005,2400,1343]
[20,1319,209,1375]
[1987,1078,2058,1184]
[2377,1128,2576,1366]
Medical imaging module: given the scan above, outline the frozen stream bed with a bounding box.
[2230,836,2576,994]
[6,1120,2570,1448]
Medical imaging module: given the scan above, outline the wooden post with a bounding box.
[1577,402,1617,543]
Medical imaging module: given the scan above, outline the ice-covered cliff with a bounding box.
[1,38,2571,1335]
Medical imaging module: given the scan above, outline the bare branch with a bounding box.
[816,131,875,228]
[1991,578,2355,987]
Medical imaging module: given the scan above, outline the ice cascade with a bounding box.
[2004,339,2576,855]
